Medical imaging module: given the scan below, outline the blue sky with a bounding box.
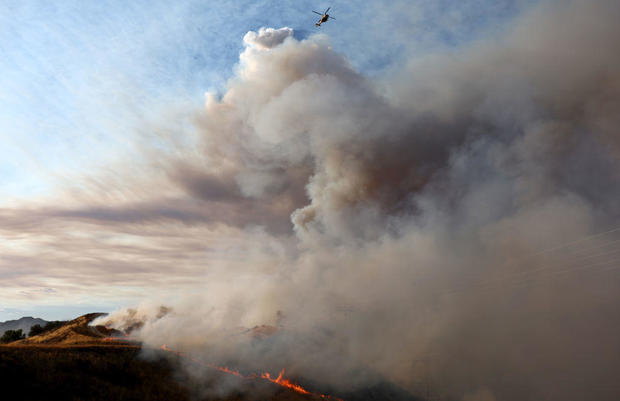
[0,0,531,196]
[0,0,536,321]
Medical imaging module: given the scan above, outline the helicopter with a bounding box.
[313,7,335,27]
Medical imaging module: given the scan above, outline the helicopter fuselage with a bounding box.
[313,7,333,27]
[316,14,329,26]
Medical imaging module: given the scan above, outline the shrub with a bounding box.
[1,329,26,343]
[28,321,68,337]
[28,324,44,337]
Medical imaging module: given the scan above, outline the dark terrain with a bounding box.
[0,345,191,401]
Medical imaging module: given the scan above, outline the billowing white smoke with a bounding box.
[243,27,294,50]
[98,2,620,400]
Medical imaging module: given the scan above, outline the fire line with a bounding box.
[159,344,342,400]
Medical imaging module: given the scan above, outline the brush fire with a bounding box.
[159,344,342,400]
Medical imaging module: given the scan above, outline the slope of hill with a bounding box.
[11,312,125,346]
[0,342,332,401]
[0,316,47,336]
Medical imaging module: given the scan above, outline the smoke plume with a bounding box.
[98,1,620,400]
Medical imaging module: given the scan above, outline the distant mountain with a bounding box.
[0,316,47,336]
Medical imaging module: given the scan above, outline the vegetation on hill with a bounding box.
[14,313,116,346]
[0,329,26,343]
[28,320,69,337]
[0,316,47,336]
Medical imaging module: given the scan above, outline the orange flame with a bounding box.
[261,369,310,394]
[159,344,342,400]
[209,364,244,377]
[103,336,132,342]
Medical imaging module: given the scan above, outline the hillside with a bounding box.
[11,312,126,346]
[0,316,47,336]
[0,345,333,401]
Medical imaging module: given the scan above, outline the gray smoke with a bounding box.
[98,1,620,400]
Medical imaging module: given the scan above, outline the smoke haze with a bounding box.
[17,0,620,399]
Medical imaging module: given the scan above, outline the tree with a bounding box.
[28,321,67,337]
[28,324,44,337]
[1,329,26,343]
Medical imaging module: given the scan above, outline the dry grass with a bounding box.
[0,344,190,401]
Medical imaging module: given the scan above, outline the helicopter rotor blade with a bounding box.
[329,16,336,20]
[325,7,331,13]
[312,10,323,15]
